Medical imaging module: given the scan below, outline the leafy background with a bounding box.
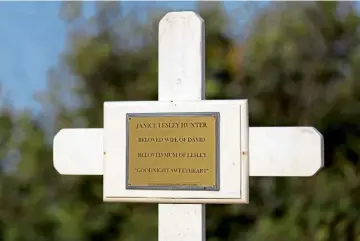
[0,1,359,241]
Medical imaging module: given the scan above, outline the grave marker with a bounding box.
[53,11,324,241]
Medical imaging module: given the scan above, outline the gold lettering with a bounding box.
[186,152,206,158]
[137,152,206,158]
[137,136,206,143]
[135,121,208,129]
[134,167,209,174]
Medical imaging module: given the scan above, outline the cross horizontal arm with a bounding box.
[53,127,323,177]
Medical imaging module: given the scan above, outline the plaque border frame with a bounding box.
[125,112,220,191]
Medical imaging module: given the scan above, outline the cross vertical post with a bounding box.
[158,12,206,241]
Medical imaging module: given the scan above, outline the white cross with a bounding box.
[53,12,324,241]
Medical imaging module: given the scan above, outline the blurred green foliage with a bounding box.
[0,1,359,241]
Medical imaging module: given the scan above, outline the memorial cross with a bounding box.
[53,12,324,241]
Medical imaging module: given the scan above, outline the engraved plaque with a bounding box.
[126,112,219,191]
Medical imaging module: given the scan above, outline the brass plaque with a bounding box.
[126,112,219,191]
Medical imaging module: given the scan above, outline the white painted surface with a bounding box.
[159,204,205,241]
[250,127,323,176]
[53,128,103,175]
[158,12,206,241]
[158,12,205,101]
[102,100,248,202]
[158,12,210,241]
[53,126,323,176]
